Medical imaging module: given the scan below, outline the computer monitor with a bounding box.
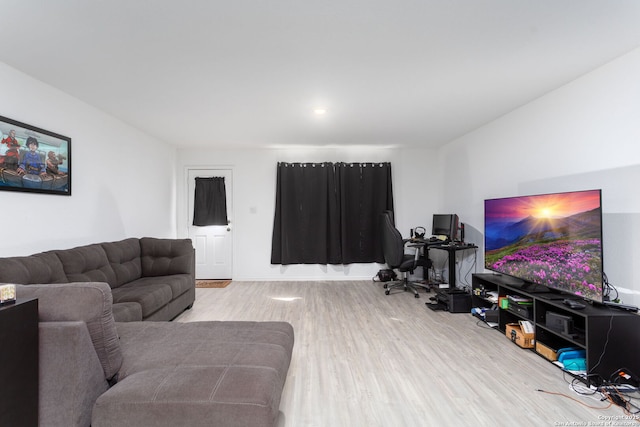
[432,214,459,241]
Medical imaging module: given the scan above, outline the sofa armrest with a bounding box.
[40,322,109,427]
[139,237,195,278]
[16,282,123,380]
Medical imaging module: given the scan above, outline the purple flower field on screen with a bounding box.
[488,239,602,299]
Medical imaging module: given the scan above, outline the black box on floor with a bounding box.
[435,290,472,313]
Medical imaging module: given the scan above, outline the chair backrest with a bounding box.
[384,209,395,226]
[380,212,404,268]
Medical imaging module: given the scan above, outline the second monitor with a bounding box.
[432,214,460,242]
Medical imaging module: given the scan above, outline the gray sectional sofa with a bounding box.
[0,238,295,427]
[0,237,196,322]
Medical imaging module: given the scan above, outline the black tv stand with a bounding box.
[601,300,639,313]
[536,292,569,301]
[471,273,640,384]
[489,274,546,291]
[504,280,548,293]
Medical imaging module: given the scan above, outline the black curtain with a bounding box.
[193,177,228,226]
[338,162,394,263]
[271,162,393,265]
[271,163,341,264]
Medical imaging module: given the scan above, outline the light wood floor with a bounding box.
[176,281,628,427]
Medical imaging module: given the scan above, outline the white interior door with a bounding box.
[187,168,233,279]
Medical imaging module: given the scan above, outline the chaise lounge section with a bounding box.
[17,282,294,427]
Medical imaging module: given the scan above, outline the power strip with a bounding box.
[593,384,638,393]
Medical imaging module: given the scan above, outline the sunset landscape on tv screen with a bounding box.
[484,189,603,302]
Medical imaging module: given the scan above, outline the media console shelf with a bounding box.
[472,273,640,384]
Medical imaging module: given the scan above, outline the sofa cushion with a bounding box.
[115,321,294,379]
[16,282,123,381]
[101,238,142,287]
[93,366,281,427]
[54,244,118,286]
[93,321,294,427]
[112,302,143,322]
[111,283,173,318]
[140,237,194,277]
[124,274,193,300]
[0,252,68,284]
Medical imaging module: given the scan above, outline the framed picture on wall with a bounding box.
[0,115,71,196]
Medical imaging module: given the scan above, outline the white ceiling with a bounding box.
[2,1,640,149]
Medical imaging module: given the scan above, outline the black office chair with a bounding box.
[380,212,432,298]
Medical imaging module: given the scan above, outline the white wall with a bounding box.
[0,63,177,257]
[6,42,638,298]
[438,47,640,306]
[176,146,440,280]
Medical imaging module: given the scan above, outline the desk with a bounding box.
[428,243,477,288]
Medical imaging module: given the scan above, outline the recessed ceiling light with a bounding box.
[313,108,327,116]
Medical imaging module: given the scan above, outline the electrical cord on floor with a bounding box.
[569,379,598,397]
[474,318,495,329]
[595,369,640,417]
[563,370,604,394]
[535,388,614,410]
[625,395,640,416]
[533,372,640,419]
[597,388,640,418]
[556,368,640,418]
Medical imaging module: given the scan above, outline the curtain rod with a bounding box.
[277,162,390,167]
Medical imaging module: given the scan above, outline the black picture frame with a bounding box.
[0,115,71,196]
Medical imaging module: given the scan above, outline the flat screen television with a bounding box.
[432,214,459,241]
[484,189,603,303]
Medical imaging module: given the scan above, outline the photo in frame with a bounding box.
[0,115,71,196]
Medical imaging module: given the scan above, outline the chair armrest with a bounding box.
[406,242,426,248]
[404,241,428,268]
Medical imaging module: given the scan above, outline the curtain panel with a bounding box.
[193,177,228,226]
[271,162,393,265]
